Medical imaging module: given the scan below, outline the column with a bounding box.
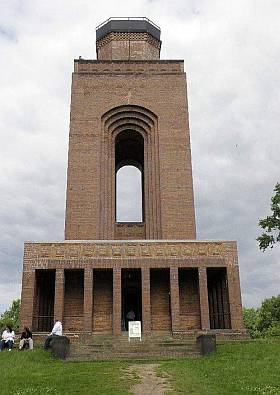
[170,267,180,332]
[198,267,210,330]
[83,268,93,332]
[20,269,36,330]
[113,267,121,335]
[54,269,65,323]
[141,267,151,333]
[227,265,244,330]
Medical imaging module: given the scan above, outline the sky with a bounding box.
[0,0,279,313]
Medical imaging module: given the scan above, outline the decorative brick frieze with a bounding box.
[24,240,231,261]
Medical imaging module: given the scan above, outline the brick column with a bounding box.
[83,268,93,332]
[198,267,210,330]
[141,267,151,333]
[54,269,65,323]
[170,267,180,332]
[227,265,244,330]
[20,269,36,330]
[113,267,121,335]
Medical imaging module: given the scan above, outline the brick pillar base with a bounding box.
[20,269,36,330]
[54,269,65,323]
[141,267,151,333]
[199,267,210,330]
[170,267,180,332]
[113,267,121,335]
[84,268,93,332]
[227,265,244,330]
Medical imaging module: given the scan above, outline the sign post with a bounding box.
[128,321,142,341]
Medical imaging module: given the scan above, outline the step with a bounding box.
[68,351,199,362]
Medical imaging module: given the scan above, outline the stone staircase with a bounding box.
[67,332,200,361]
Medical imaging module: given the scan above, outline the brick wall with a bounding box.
[93,270,113,331]
[96,32,161,60]
[150,269,171,330]
[179,269,201,329]
[64,270,84,331]
[65,59,196,240]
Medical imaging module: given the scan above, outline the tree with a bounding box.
[257,182,280,251]
[0,299,20,332]
[257,295,280,334]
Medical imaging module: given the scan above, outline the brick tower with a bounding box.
[20,18,245,338]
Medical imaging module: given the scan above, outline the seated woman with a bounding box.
[19,326,33,350]
[0,326,15,351]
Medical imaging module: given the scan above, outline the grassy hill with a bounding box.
[0,340,279,394]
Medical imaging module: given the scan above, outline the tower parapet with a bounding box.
[96,17,161,60]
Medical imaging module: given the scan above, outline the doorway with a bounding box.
[121,269,142,331]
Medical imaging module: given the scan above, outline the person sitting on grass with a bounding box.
[19,326,33,350]
[0,325,15,351]
[44,320,62,350]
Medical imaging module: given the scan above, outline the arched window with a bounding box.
[115,130,144,222]
[116,166,142,222]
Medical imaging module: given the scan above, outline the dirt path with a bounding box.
[127,363,172,395]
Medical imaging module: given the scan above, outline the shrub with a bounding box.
[264,322,280,338]
[243,307,261,338]
[258,295,280,332]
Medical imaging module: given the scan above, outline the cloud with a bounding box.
[0,0,279,312]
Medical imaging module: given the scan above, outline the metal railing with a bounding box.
[33,316,53,332]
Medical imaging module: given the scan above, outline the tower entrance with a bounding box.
[121,269,142,331]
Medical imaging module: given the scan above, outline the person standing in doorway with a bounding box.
[126,310,136,330]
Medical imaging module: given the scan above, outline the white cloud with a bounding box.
[0,0,279,311]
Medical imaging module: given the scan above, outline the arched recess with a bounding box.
[100,105,162,240]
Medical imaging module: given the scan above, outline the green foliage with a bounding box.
[258,295,280,332]
[242,307,261,338]
[0,299,20,332]
[0,349,131,395]
[264,322,280,338]
[243,295,280,339]
[257,182,280,251]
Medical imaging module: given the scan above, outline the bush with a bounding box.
[243,295,280,338]
[258,295,280,332]
[264,322,280,338]
[243,307,261,338]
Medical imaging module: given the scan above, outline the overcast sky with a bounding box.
[0,0,279,313]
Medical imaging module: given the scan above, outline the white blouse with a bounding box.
[2,330,15,342]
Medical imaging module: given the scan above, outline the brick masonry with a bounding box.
[20,240,245,333]
[19,19,245,335]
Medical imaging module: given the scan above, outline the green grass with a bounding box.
[160,340,280,395]
[0,349,132,395]
[1,340,280,394]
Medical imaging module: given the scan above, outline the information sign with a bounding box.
[128,321,142,341]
